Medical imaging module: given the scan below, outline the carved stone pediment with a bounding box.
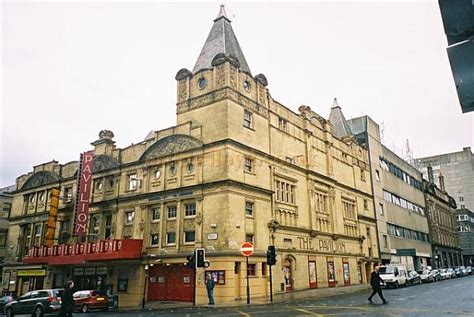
[93,155,120,173]
[140,134,203,161]
[21,171,61,190]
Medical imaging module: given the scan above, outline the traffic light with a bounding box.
[186,254,195,269]
[196,248,206,268]
[267,245,277,266]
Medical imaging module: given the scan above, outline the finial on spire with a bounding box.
[332,97,339,108]
[215,4,231,22]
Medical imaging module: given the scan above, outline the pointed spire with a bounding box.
[193,5,252,75]
[328,98,353,139]
[215,4,230,22]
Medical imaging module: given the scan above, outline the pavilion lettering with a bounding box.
[73,151,94,236]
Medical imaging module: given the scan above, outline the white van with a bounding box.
[378,265,408,288]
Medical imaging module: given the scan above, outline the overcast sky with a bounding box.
[1,0,473,188]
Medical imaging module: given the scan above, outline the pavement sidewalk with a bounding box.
[119,284,371,312]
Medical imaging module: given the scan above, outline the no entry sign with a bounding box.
[241,242,254,257]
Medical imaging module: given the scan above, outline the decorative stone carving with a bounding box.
[178,81,187,101]
[140,134,203,161]
[254,73,268,86]
[183,220,195,230]
[21,171,61,190]
[166,220,176,230]
[211,53,228,67]
[93,155,120,173]
[99,130,114,140]
[229,66,237,89]
[150,223,160,234]
[175,68,192,80]
[216,64,226,88]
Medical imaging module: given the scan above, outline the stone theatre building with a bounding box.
[4,6,379,306]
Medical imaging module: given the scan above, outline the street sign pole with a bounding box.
[246,255,250,304]
[240,241,254,305]
[269,264,273,302]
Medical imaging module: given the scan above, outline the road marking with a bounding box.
[292,307,326,316]
[232,308,251,317]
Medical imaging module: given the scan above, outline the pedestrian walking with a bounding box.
[205,273,215,305]
[59,280,75,317]
[368,266,388,304]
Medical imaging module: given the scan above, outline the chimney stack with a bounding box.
[427,166,434,183]
[439,174,445,192]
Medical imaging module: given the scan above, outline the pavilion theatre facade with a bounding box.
[4,6,379,307]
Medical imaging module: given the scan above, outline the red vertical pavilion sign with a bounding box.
[73,151,94,236]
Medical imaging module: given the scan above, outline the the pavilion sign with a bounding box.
[73,151,94,236]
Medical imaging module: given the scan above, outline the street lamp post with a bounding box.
[141,254,157,309]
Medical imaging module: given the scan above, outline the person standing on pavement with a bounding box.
[368,266,388,304]
[59,280,75,317]
[205,273,215,305]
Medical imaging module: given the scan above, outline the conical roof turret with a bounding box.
[192,5,252,75]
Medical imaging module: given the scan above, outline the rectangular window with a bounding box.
[245,234,254,243]
[244,157,254,173]
[245,201,254,216]
[104,214,112,239]
[33,223,42,247]
[243,110,253,129]
[64,187,73,203]
[185,203,196,217]
[152,207,161,221]
[278,117,288,132]
[167,205,177,219]
[184,231,195,243]
[0,229,7,247]
[379,203,384,215]
[247,263,256,276]
[125,211,134,225]
[150,234,159,246]
[366,227,371,238]
[274,179,296,205]
[262,263,267,276]
[360,168,366,182]
[375,170,380,181]
[128,173,138,191]
[363,199,368,210]
[166,232,176,245]
[383,235,388,248]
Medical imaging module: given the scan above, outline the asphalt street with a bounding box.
[6,275,474,316]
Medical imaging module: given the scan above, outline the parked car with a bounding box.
[454,267,464,277]
[379,265,408,288]
[4,289,63,317]
[439,269,450,280]
[466,266,472,275]
[431,269,442,281]
[418,270,435,283]
[446,268,456,279]
[73,290,108,313]
[0,296,15,314]
[460,266,468,276]
[407,270,422,285]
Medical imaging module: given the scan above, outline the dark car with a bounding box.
[407,270,422,285]
[4,289,63,317]
[73,290,108,313]
[0,296,15,314]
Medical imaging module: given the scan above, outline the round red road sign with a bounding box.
[240,242,254,257]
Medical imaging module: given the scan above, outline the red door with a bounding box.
[148,265,194,302]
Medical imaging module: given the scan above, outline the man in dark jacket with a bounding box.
[59,280,75,317]
[368,266,388,304]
